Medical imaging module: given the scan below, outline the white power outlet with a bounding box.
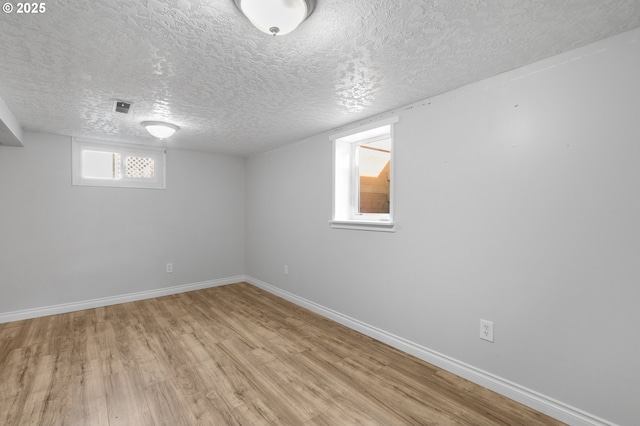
[284,265,289,275]
[166,263,173,274]
[480,319,494,342]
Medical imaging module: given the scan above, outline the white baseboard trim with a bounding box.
[0,276,245,324]
[245,276,615,426]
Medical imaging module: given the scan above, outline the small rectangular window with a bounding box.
[331,117,398,232]
[72,138,166,189]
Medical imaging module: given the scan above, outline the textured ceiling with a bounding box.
[1,0,639,155]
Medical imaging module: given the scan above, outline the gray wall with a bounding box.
[0,132,245,313]
[245,28,640,424]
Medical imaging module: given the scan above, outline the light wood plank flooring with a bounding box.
[0,282,563,425]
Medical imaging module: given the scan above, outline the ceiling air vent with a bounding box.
[113,100,133,114]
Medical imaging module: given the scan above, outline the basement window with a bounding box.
[330,117,398,232]
[72,138,166,189]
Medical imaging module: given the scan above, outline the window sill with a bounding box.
[329,220,395,233]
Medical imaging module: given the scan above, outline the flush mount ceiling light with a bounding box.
[233,0,316,36]
[141,121,179,139]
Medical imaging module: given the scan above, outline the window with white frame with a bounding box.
[331,117,398,232]
[72,138,166,189]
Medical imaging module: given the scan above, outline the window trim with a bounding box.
[330,116,398,232]
[72,137,166,189]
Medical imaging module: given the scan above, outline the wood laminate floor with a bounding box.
[0,282,564,425]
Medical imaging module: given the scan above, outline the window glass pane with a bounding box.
[73,139,166,189]
[82,150,121,179]
[331,117,397,230]
[358,140,390,214]
[126,156,155,179]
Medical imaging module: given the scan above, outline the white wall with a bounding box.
[246,28,640,425]
[0,132,245,314]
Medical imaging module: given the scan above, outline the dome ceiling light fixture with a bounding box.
[233,0,316,36]
[141,121,180,139]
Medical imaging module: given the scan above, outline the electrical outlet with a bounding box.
[480,319,494,342]
[166,263,173,274]
[284,265,289,275]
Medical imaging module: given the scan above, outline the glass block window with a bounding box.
[126,156,155,179]
[72,138,166,189]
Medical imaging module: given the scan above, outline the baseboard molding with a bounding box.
[0,276,245,324]
[1,275,615,425]
[245,276,615,426]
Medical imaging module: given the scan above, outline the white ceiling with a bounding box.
[1,0,639,156]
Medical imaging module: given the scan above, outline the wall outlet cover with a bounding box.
[480,319,494,343]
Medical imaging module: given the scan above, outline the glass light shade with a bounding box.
[236,0,312,36]
[141,121,179,139]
